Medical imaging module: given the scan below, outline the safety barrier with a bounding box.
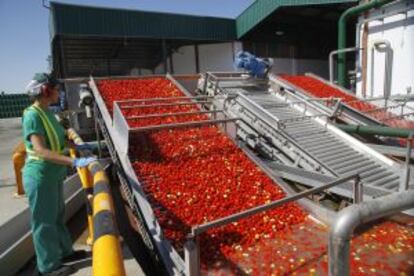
[67,128,126,276]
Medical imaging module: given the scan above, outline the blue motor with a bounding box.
[234,51,273,78]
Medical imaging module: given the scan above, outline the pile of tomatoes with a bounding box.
[98,78,309,272]
[97,78,414,274]
[280,75,414,130]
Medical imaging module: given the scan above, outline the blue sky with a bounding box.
[0,0,252,93]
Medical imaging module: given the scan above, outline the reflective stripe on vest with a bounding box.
[25,105,62,160]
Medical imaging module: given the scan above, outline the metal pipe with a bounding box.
[116,95,214,104]
[130,117,239,133]
[329,47,360,83]
[370,39,392,99]
[184,236,200,276]
[335,123,414,138]
[401,134,413,191]
[363,103,402,113]
[382,112,414,121]
[329,189,414,276]
[94,104,103,158]
[352,176,363,204]
[278,114,329,124]
[192,173,359,236]
[126,110,223,120]
[121,101,212,109]
[337,0,395,87]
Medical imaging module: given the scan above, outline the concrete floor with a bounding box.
[0,118,28,223]
[18,208,145,276]
[70,227,144,276]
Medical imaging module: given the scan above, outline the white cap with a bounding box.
[25,80,43,96]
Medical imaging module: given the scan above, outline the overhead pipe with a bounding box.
[337,0,395,87]
[335,123,414,138]
[329,189,414,275]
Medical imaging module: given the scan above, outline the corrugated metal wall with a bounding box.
[236,0,358,38]
[50,3,236,41]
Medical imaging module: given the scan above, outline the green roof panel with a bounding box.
[236,0,358,38]
[50,2,236,41]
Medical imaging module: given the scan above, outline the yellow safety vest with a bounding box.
[24,105,63,161]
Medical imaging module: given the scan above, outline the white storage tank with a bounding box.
[355,0,414,104]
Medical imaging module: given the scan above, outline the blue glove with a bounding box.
[75,143,94,152]
[73,157,97,168]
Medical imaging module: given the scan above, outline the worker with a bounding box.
[23,73,96,275]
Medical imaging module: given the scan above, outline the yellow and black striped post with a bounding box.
[67,128,94,245]
[67,128,125,276]
[89,162,125,276]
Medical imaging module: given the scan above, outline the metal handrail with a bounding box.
[185,173,361,275]
[192,173,360,236]
[278,114,330,124]
[274,85,339,118]
[121,101,213,109]
[363,103,405,113]
[329,189,414,276]
[130,118,239,133]
[329,47,361,83]
[116,95,214,104]
[381,112,414,121]
[125,110,224,120]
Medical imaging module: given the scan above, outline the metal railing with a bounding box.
[184,173,361,275]
[130,117,239,133]
[116,95,215,104]
[126,110,224,120]
[114,95,239,134]
[329,47,361,83]
[401,133,413,191]
[329,189,414,276]
[271,83,342,121]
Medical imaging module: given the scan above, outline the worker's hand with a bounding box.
[74,143,94,152]
[73,157,97,168]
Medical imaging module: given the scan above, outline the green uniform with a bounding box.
[22,105,73,273]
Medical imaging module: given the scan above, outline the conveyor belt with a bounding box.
[247,92,400,196]
[202,72,403,199]
[278,74,414,130]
